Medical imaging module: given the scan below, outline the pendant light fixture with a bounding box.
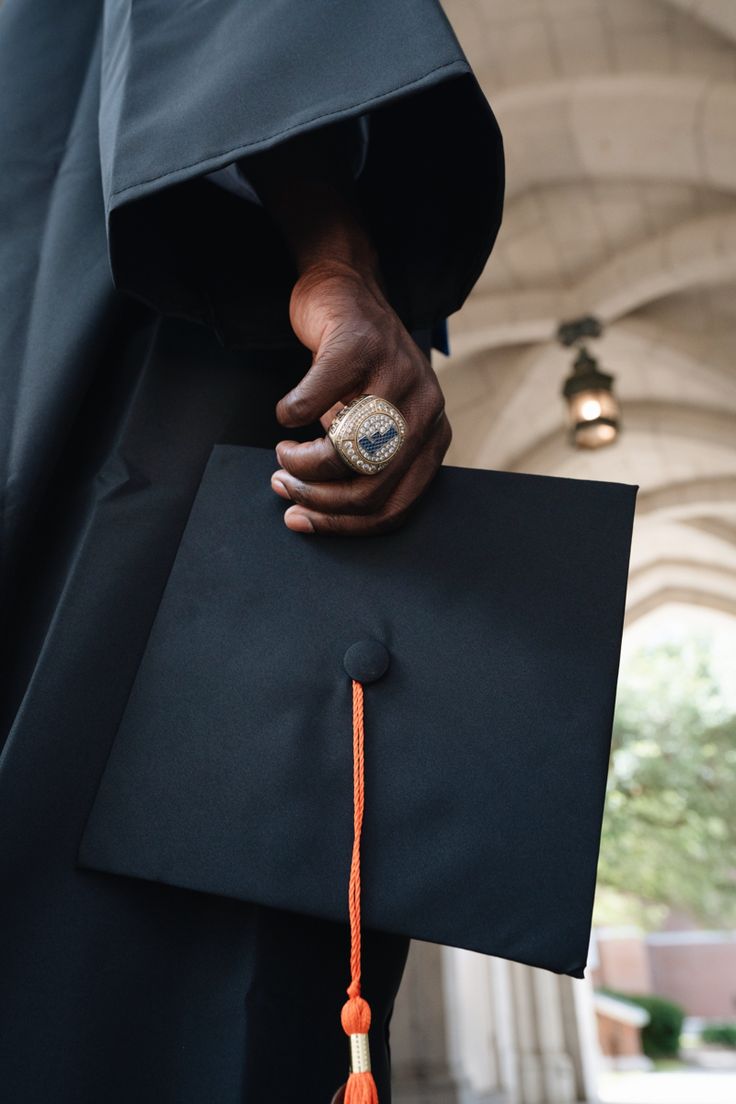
[558,316,620,449]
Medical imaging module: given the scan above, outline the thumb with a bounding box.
[275,329,371,428]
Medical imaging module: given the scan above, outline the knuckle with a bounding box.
[321,340,373,385]
[437,414,452,454]
[389,358,419,403]
[282,391,312,425]
[283,480,312,507]
[274,442,292,466]
[317,488,380,518]
[325,448,351,478]
[378,498,410,532]
[320,512,350,535]
[427,386,446,426]
[277,447,304,475]
[334,322,384,361]
[353,480,388,513]
[308,453,341,483]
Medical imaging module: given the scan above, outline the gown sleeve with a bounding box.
[206,115,372,209]
[100,0,504,350]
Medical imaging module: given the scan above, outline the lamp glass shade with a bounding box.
[566,388,620,449]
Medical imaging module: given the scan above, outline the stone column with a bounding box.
[509,963,578,1104]
[560,975,601,1103]
[442,946,506,1100]
[489,957,518,1101]
[391,940,460,1104]
[392,947,596,1104]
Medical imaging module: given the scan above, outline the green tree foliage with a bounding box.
[701,1023,736,1048]
[597,637,736,926]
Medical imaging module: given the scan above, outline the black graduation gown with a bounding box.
[0,1,504,1100]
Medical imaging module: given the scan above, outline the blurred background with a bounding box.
[390,2,736,1102]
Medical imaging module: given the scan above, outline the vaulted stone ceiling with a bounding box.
[443,0,736,625]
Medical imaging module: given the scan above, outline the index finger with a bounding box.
[275,343,368,427]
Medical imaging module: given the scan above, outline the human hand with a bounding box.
[270,260,452,536]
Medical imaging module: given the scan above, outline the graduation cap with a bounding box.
[78,444,636,1100]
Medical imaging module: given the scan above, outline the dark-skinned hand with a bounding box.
[270,260,452,536]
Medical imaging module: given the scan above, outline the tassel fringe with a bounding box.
[344,1070,379,1104]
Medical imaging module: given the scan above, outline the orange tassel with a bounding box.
[341,996,378,1103]
[340,681,379,1103]
[344,1069,379,1104]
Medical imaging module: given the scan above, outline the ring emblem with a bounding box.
[328,395,407,475]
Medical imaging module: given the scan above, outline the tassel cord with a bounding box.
[340,678,379,1104]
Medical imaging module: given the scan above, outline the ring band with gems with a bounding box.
[327,394,407,475]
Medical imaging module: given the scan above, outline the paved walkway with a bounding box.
[599,1069,736,1104]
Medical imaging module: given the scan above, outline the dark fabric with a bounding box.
[208,114,372,206]
[78,445,637,979]
[0,0,503,622]
[0,318,411,1103]
[430,318,451,356]
[100,0,504,348]
[0,0,502,1098]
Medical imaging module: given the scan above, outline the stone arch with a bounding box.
[637,474,736,521]
[628,557,736,587]
[626,560,736,619]
[492,76,736,199]
[446,212,736,358]
[499,405,736,476]
[664,0,736,46]
[625,585,736,625]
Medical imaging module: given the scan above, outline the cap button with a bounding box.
[343,639,390,684]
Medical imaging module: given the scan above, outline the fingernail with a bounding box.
[271,476,291,500]
[285,510,314,533]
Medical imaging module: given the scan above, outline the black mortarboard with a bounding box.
[78,444,636,1095]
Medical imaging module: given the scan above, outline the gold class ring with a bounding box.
[327,395,407,475]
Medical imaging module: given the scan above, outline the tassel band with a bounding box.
[349,1033,372,1074]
